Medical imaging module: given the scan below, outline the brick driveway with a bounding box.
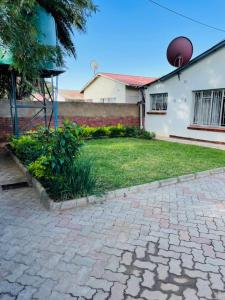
[1,152,225,299]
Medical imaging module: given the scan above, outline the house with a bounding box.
[144,40,225,144]
[80,72,156,103]
[58,90,84,101]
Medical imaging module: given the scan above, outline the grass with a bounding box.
[83,138,225,192]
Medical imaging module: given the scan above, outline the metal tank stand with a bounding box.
[8,72,59,137]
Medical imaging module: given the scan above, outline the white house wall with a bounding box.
[83,76,126,103]
[145,46,225,143]
[125,87,141,103]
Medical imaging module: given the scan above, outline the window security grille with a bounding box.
[150,93,168,111]
[193,90,225,127]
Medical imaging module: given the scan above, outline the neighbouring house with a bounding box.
[58,89,84,101]
[144,39,225,144]
[81,72,156,103]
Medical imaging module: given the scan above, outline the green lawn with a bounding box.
[83,138,225,192]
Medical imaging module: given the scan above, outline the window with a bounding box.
[193,90,225,127]
[100,97,116,103]
[150,93,168,111]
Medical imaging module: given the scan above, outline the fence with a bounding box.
[0,100,140,141]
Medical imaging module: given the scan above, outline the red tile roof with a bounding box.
[101,73,157,87]
[59,90,84,99]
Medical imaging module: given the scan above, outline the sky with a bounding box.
[59,0,225,91]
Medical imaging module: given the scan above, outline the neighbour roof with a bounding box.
[145,39,225,86]
[59,89,84,100]
[80,72,157,92]
[101,73,157,86]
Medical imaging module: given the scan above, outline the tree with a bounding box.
[0,0,96,89]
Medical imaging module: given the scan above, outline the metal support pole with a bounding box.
[53,75,59,130]
[10,72,19,137]
[40,78,47,128]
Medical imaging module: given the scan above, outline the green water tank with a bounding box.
[0,6,62,74]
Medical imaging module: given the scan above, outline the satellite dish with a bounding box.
[167,36,193,68]
[90,60,99,75]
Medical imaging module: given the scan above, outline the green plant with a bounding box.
[10,135,43,165]
[0,0,97,93]
[28,155,49,178]
[124,126,139,137]
[79,126,95,138]
[59,156,97,200]
[109,124,125,137]
[45,121,83,177]
[92,127,110,138]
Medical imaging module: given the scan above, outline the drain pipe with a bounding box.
[139,87,146,130]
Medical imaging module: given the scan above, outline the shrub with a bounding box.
[92,127,109,138]
[39,121,84,177]
[124,126,139,137]
[79,126,96,138]
[10,135,43,165]
[109,124,125,137]
[28,156,50,179]
[79,125,155,140]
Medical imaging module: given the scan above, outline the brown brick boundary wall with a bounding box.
[0,100,139,141]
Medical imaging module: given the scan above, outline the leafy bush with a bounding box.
[138,129,155,139]
[28,156,50,179]
[80,126,96,138]
[92,127,110,138]
[44,121,83,177]
[10,135,43,165]
[109,124,125,137]
[25,121,97,201]
[124,126,139,137]
[79,124,155,140]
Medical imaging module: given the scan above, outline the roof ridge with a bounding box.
[100,72,156,79]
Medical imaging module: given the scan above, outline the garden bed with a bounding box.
[7,144,225,211]
[8,123,155,207]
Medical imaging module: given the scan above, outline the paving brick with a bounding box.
[183,288,198,300]
[2,151,225,299]
[109,282,125,300]
[209,273,224,290]
[102,270,128,284]
[93,291,109,300]
[196,279,212,299]
[161,283,179,292]
[157,264,169,281]
[135,246,146,259]
[169,259,181,276]
[142,270,155,288]
[121,252,132,265]
[141,290,167,300]
[184,269,208,280]
[133,260,156,271]
[126,276,141,297]
[181,253,193,268]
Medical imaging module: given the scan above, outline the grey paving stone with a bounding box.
[1,151,225,299]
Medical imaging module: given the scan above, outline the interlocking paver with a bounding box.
[1,150,225,299]
[125,275,141,297]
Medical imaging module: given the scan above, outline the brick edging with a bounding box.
[6,146,225,211]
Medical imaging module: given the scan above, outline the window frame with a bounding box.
[149,93,168,112]
[192,89,225,127]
